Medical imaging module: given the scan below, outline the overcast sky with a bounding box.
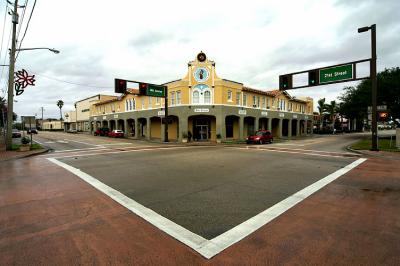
[0,0,399,118]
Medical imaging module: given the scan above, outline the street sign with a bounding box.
[147,84,165,97]
[319,64,353,84]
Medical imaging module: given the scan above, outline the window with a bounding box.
[204,91,211,104]
[176,91,181,105]
[156,97,160,104]
[132,99,136,110]
[149,96,152,106]
[257,96,260,107]
[236,92,241,105]
[193,91,199,104]
[126,100,129,111]
[141,98,145,109]
[253,96,256,106]
[262,97,266,109]
[228,90,232,102]
[243,94,247,106]
[171,91,175,106]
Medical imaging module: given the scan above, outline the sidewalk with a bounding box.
[0,134,48,162]
[0,150,399,264]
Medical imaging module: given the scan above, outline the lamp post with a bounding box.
[358,24,377,151]
[5,45,60,150]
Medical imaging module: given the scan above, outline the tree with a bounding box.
[317,98,327,130]
[326,100,337,128]
[57,100,64,121]
[339,67,400,130]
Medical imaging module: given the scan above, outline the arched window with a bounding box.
[129,99,133,110]
[193,91,200,104]
[204,91,211,104]
[126,100,129,111]
[132,99,136,110]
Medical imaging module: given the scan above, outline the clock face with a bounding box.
[194,67,209,82]
[197,52,206,62]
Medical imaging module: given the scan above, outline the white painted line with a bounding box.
[101,143,133,146]
[47,155,367,259]
[47,158,208,254]
[203,158,367,256]
[231,147,356,159]
[54,147,108,153]
[44,141,55,144]
[63,139,102,147]
[57,140,69,144]
[50,146,210,159]
[259,146,356,156]
[33,139,44,145]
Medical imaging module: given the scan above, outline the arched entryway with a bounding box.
[259,118,268,131]
[138,118,147,138]
[109,120,116,131]
[271,118,280,137]
[150,117,162,140]
[117,119,125,131]
[102,120,109,128]
[188,115,216,141]
[225,115,239,139]
[292,119,298,136]
[282,119,289,137]
[126,119,135,137]
[244,116,255,136]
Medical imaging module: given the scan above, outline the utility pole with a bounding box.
[370,24,378,151]
[40,107,44,130]
[6,0,18,150]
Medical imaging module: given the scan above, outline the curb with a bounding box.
[0,148,51,163]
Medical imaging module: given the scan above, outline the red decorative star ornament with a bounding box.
[15,69,35,88]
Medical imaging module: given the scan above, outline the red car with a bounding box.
[246,130,273,144]
[108,129,124,138]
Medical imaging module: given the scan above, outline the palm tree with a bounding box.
[317,98,327,131]
[326,100,337,129]
[57,100,64,121]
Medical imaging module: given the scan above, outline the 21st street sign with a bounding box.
[319,64,353,84]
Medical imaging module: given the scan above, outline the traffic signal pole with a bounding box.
[6,0,18,150]
[164,87,168,142]
[370,24,378,151]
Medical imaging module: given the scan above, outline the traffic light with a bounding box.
[139,82,148,95]
[279,74,292,90]
[115,79,127,93]
[308,70,319,86]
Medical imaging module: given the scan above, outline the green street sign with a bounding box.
[147,84,165,97]
[319,64,353,84]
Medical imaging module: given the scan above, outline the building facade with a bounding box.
[75,95,117,132]
[90,52,313,142]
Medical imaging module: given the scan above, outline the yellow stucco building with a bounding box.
[90,52,313,142]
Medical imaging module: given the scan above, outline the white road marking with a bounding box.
[257,146,356,155]
[50,146,210,159]
[47,155,367,259]
[230,146,358,158]
[33,139,44,145]
[44,141,55,144]
[63,139,102,147]
[57,140,69,144]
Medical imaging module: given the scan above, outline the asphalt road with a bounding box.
[56,140,358,239]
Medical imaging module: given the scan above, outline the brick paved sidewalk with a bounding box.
[1,153,399,265]
[0,134,48,162]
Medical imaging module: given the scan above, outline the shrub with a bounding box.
[21,136,31,145]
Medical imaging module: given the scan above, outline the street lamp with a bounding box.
[358,24,378,151]
[5,46,60,150]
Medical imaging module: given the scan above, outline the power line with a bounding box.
[16,0,28,41]
[16,0,35,59]
[18,65,112,89]
[0,5,8,66]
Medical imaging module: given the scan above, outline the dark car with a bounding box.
[94,127,110,136]
[108,129,124,138]
[12,129,21,138]
[27,128,38,134]
[246,130,273,144]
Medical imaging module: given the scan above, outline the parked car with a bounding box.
[12,129,21,138]
[246,130,273,144]
[27,128,38,134]
[108,129,124,138]
[67,129,78,133]
[94,127,110,136]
